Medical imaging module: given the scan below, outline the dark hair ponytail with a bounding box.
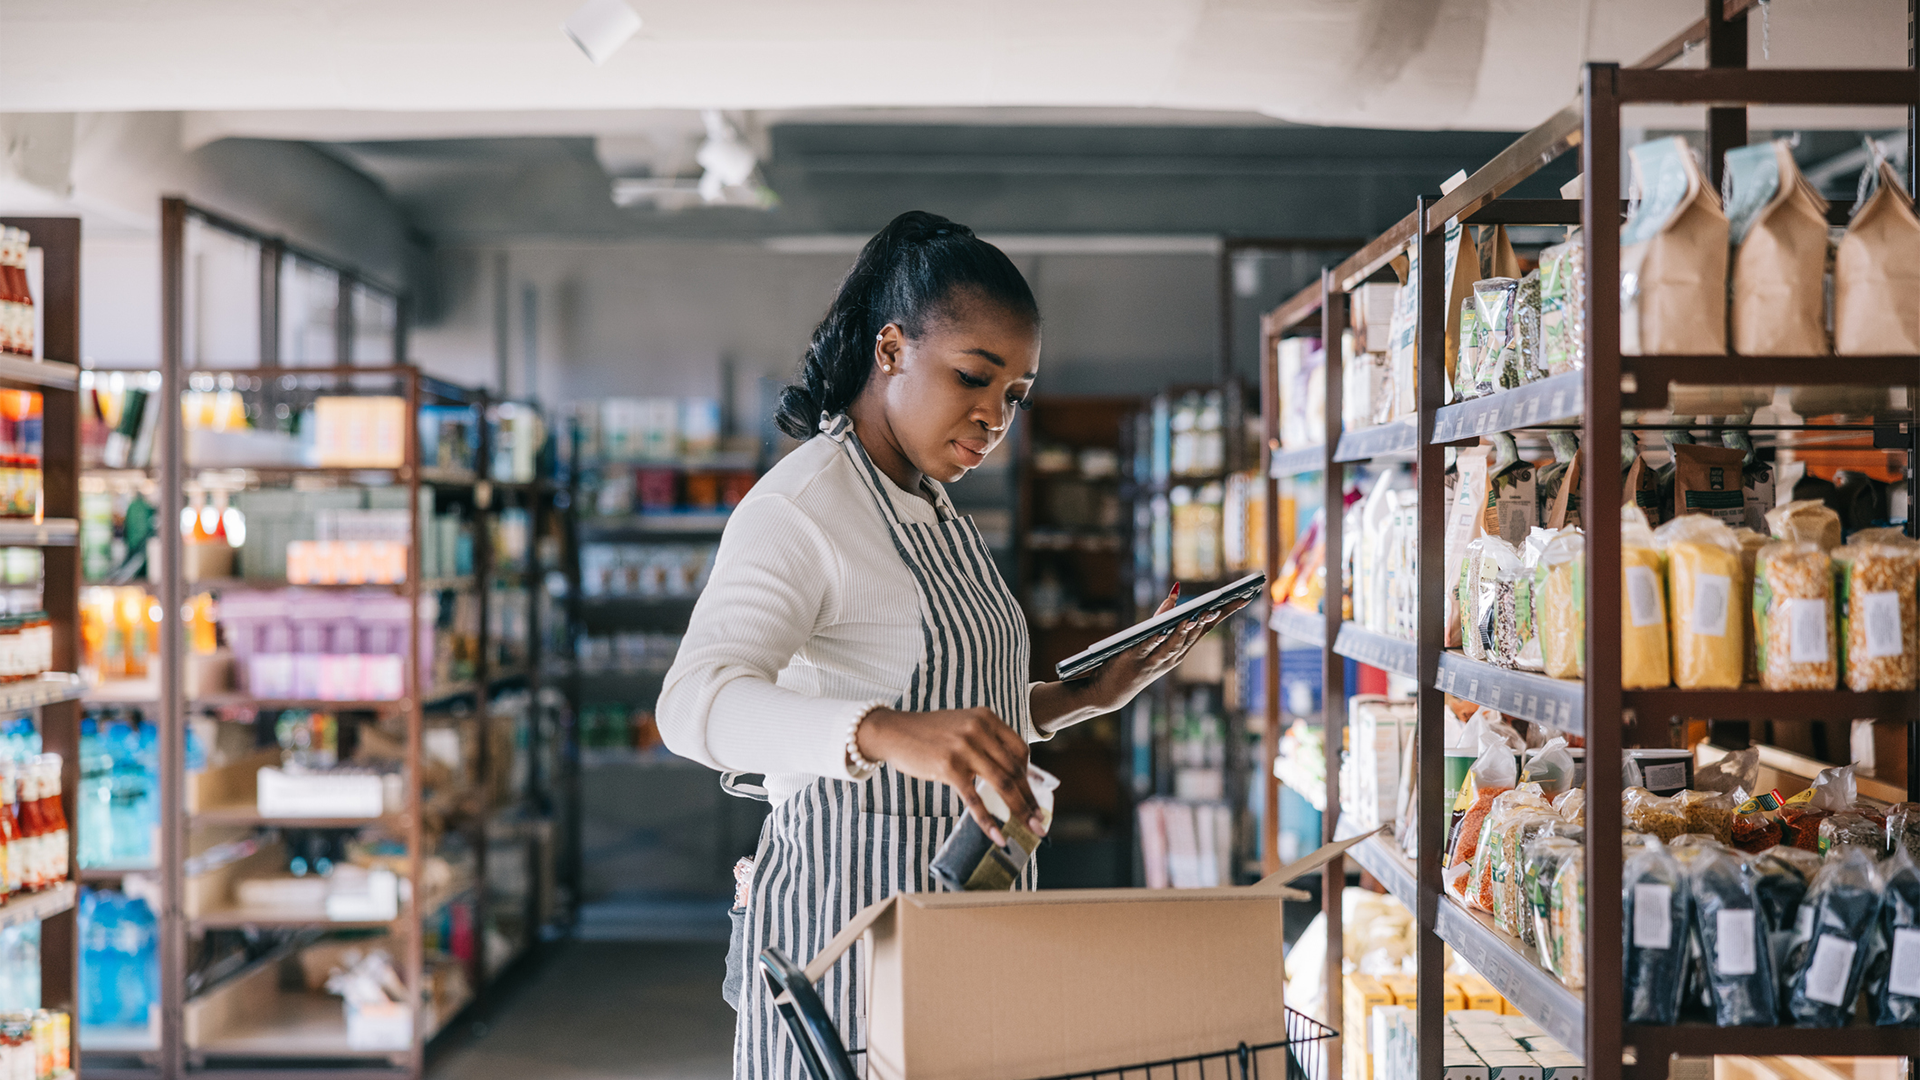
[776,210,1038,440]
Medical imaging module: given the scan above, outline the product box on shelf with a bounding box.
[803,830,1373,1080]
[313,396,406,468]
[255,766,395,819]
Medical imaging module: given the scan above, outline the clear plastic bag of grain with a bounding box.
[1731,527,1771,683]
[1676,789,1736,845]
[1765,498,1842,551]
[1534,526,1585,679]
[1654,515,1745,689]
[1833,540,1920,692]
[1754,540,1837,690]
[1624,786,1688,843]
[1888,802,1920,864]
[1818,811,1887,859]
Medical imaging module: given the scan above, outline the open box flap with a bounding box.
[798,827,1381,982]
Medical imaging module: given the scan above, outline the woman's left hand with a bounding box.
[1072,585,1252,715]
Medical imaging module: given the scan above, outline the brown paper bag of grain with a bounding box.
[1835,158,1920,354]
[1621,137,1728,356]
[1727,140,1831,355]
[1479,224,1523,281]
[1442,223,1480,402]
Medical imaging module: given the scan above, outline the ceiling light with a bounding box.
[563,0,642,65]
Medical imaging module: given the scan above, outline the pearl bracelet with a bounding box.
[845,702,885,778]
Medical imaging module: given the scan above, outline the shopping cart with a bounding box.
[759,947,1337,1080]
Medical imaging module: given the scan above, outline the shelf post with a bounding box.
[1704,0,1749,190]
[1259,314,1283,879]
[1414,197,1448,1080]
[1581,62,1628,1080]
[1317,269,1347,1080]
[159,194,190,1080]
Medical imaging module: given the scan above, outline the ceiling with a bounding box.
[2,0,1906,133]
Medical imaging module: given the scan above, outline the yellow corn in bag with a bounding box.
[1534,527,1585,679]
[1621,506,1670,688]
[1654,515,1744,689]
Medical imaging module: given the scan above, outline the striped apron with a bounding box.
[733,413,1035,1079]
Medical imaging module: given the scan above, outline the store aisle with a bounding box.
[429,941,735,1080]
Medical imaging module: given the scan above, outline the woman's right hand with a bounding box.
[855,706,1041,847]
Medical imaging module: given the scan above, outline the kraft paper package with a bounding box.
[1835,150,1920,355]
[1621,505,1671,689]
[1670,442,1749,528]
[1724,139,1833,356]
[1621,136,1729,356]
[1653,514,1744,690]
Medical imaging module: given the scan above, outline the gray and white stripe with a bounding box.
[734,414,1034,1079]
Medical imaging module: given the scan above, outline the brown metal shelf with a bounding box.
[1621,354,1920,408]
[1625,687,1920,722]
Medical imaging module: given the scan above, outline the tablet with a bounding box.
[1053,572,1266,681]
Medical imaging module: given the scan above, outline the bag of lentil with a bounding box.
[1786,846,1882,1026]
[1779,765,1855,852]
[1833,540,1920,692]
[1621,506,1671,688]
[1550,843,1587,992]
[1686,842,1778,1025]
[1624,786,1688,843]
[1444,740,1517,896]
[1866,849,1920,1026]
[1467,784,1551,913]
[1676,789,1736,845]
[1534,526,1585,679]
[1818,812,1886,859]
[1754,540,1837,691]
[1526,834,1585,983]
[1729,788,1785,854]
[1624,838,1691,1024]
[1654,515,1745,690]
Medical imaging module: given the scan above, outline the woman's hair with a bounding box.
[775,210,1038,439]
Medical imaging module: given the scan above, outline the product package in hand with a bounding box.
[930,764,1059,892]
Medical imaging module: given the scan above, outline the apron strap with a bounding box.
[720,771,771,802]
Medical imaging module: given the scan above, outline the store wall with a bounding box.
[409,241,1226,418]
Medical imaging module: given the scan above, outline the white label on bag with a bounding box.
[1716,909,1757,975]
[1890,928,1920,998]
[1689,574,1730,637]
[1862,590,1903,659]
[1633,884,1673,949]
[1785,598,1829,663]
[1803,935,1858,1006]
[1640,761,1688,793]
[1627,566,1663,628]
[1794,905,1816,945]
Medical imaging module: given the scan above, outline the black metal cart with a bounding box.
[759,947,1337,1080]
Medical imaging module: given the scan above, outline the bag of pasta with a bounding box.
[1492,802,1560,937]
[1654,515,1745,689]
[1534,526,1585,679]
[1622,506,1671,688]
[1625,838,1690,1024]
[1786,846,1881,1025]
[1754,541,1837,690]
[1527,835,1584,982]
[1866,848,1920,1026]
[1676,789,1736,845]
[1779,765,1856,852]
[1624,786,1687,843]
[1686,842,1778,1025]
[1550,843,1587,991]
[1833,540,1920,692]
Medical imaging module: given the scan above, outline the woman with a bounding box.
[657,210,1238,1079]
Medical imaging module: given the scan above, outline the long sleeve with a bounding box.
[656,492,882,782]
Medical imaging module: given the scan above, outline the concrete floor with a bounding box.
[428,941,735,1080]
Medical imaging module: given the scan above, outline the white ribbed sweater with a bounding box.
[657,434,1031,807]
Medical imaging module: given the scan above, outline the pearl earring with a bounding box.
[882,364,893,373]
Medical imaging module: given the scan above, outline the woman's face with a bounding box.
[873,290,1040,483]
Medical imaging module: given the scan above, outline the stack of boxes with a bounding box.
[230,488,471,583]
[1371,1008,1584,1080]
[218,589,424,700]
[1346,971,1571,1080]
[1341,695,1415,831]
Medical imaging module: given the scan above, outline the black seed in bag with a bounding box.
[1624,840,1689,1024]
[1867,851,1920,1026]
[1686,844,1776,1025]
[1786,846,1880,1026]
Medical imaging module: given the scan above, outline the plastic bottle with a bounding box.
[35,756,66,887]
[12,766,40,893]
[117,893,155,1028]
[77,891,112,1027]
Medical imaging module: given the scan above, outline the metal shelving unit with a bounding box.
[70,198,567,1080]
[1257,3,1920,1076]
[0,213,89,1080]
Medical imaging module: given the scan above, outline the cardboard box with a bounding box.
[1456,972,1504,1014]
[792,830,1376,1080]
[1344,974,1392,1060]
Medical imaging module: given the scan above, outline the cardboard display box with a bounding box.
[785,829,1377,1080]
